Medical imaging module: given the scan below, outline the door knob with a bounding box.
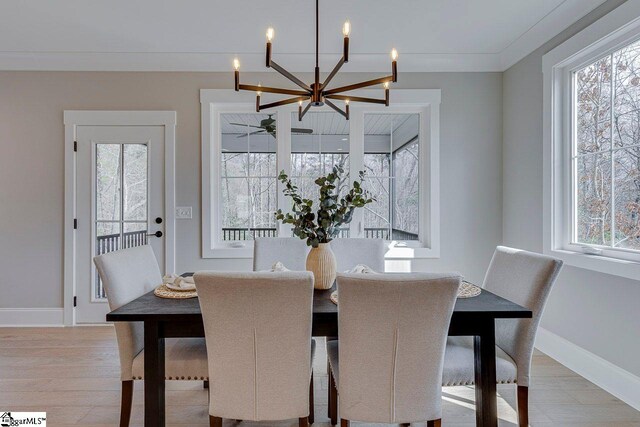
[147,231,163,238]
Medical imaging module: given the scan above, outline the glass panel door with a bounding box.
[94,143,149,300]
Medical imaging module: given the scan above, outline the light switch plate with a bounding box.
[176,206,192,219]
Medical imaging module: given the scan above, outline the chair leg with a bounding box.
[299,417,309,427]
[329,371,338,425]
[119,380,133,427]
[326,357,332,419]
[340,420,349,427]
[427,420,441,427]
[209,415,223,427]
[518,385,529,427]
[309,372,315,424]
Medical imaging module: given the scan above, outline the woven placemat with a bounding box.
[458,281,482,298]
[330,280,481,305]
[154,284,197,299]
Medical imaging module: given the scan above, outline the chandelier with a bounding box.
[233,0,398,121]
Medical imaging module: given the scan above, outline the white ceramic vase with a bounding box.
[306,243,337,290]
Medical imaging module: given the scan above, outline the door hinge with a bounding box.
[73,296,77,307]
[73,141,77,152]
[73,218,78,229]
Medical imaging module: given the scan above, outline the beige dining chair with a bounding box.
[194,271,316,427]
[330,238,386,272]
[327,272,461,426]
[253,237,311,271]
[94,245,208,427]
[442,246,563,427]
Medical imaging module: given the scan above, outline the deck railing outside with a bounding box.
[221,227,418,241]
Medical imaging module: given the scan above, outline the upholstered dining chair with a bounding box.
[327,272,461,427]
[330,238,386,272]
[194,271,316,427]
[94,245,208,427]
[442,246,563,427]
[253,237,311,271]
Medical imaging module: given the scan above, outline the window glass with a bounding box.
[363,113,419,240]
[574,39,640,250]
[291,111,350,237]
[220,113,278,240]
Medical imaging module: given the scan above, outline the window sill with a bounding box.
[546,248,640,281]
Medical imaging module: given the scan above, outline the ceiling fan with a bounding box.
[229,114,313,138]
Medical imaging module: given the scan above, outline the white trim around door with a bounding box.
[63,111,176,326]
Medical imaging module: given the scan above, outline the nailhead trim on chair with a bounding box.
[442,379,516,387]
[133,376,209,380]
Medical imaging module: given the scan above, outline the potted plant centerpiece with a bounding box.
[275,165,374,289]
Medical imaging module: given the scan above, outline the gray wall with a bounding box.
[503,0,640,377]
[0,71,502,309]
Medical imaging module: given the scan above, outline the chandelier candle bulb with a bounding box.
[342,21,351,37]
[343,20,350,62]
[233,58,240,91]
[391,48,398,82]
[256,84,262,112]
[384,82,390,106]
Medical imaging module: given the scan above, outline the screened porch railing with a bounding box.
[221,227,418,241]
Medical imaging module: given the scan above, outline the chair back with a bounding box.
[253,237,310,271]
[93,245,162,380]
[330,238,385,272]
[483,246,563,386]
[194,271,314,421]
[336,272,460,423]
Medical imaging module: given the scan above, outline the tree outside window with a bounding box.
[574,39,640,250]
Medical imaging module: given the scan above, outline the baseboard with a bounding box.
[536,327,640,411]
[0,308,64,327]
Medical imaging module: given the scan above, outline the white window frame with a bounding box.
[201,89,441,259]
[543,0,640,280]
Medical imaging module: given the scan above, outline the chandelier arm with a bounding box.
[259,96,309,111]
[269,61,311,91]
[323,75,394,96]
[321,57,346,90]
[299,102,312,121]
[239,84,310,97]
[316,0,319,68]
[324,99,349,119]
[325,94,387,105]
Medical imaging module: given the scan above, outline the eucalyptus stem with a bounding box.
[275,165,374,247]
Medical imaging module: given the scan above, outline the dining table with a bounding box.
[106,275,532,427]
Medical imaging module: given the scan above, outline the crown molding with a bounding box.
[499,0,607,70]
[0,51,503,72]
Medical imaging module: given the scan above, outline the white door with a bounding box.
[75,125,165,323]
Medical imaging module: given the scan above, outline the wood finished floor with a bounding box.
[0,327,638,426]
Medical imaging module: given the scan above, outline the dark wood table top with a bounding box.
[107,281,532,323]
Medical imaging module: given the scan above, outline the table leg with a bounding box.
[474,319,498,427]
[144,320,165,427]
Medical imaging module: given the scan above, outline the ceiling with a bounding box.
[0,0,607,72]
[221,112,416,135]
